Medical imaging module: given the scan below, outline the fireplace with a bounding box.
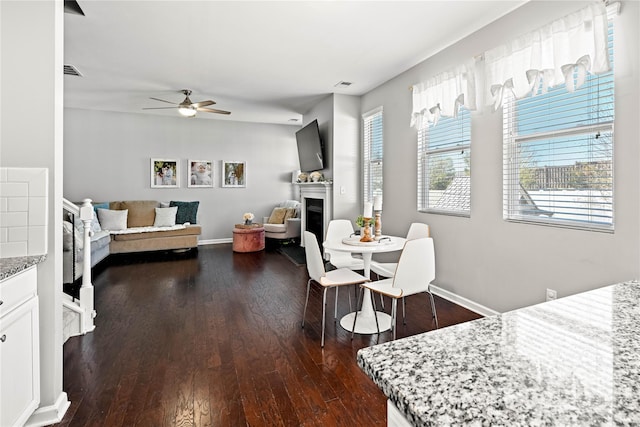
[305,198,324,246]
[296,182,333,247]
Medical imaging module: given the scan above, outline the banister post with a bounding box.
[78,198,96,333]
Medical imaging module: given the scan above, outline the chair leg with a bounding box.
[391,299,398,340]
[402,296,406,325]
[321,287,328,347]
[380,294,385,309]
[371,291,380,336]
[334,287,339,320]
[302,279,311,328]
[429,291,439,329]
[351,286,363,340]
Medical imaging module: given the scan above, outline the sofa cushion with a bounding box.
[97,209,128,231]
[110,200,158,227]
[154,206,178,227]
[267,207,287,224]
[111,225,202,241]
[170,201,199,224]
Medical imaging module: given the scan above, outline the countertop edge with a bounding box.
[0,254,47,281]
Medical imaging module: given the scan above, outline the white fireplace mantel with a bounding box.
[295,182,332,246]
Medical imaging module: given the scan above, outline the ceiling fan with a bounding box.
[143,89,231,117]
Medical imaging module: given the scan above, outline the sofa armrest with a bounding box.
[284,218,301,237]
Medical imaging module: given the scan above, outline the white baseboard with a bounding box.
[198,238,232,246]
[25,392,71,427]
[430,285,500,317]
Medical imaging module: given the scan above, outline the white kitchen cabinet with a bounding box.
[0,266,40,427]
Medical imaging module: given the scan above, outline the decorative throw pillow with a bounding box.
[283,208,297,221]
[267,207,288,224]
[170,201,199,224]
[97,208,128,231]
[153,206,178,227]
[72,211,102,234]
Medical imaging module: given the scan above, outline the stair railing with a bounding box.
[62,198,96,334]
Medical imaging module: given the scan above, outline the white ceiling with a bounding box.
[64,1,527,125]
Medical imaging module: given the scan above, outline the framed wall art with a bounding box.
[151,158,179,188]
[188,159,214,188]
[222,160,246,188]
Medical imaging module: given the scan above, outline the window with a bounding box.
[503,23,614,231]
[363,107,383,203]
[418,107,471,215]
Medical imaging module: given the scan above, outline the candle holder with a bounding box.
[374,211,382,240]
[360,218,374,242]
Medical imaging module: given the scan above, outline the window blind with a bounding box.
[502,23,614,231]
[363,107,383,204]
[418,107,471,215]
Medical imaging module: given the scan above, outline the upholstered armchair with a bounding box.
[263,200,301,242]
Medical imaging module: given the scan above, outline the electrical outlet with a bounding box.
[546,288,557,301]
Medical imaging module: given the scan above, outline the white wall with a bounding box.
[64,108,300,241]
[332,94,361,221]
[1,0,69,423]
[361,1,640,313]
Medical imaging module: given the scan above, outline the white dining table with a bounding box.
[323,235,406,334]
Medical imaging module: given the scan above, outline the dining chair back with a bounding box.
[370,222,430,279]
[302,231,369,347]
[392,237,435,296]
[405,222,430,240]
[305,230,326,282]
[324,219,365,270]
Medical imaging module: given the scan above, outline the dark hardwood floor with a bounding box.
[58,244,482,427]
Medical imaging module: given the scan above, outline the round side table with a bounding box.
[232,224,265,252]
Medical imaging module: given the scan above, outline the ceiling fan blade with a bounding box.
[192,100,215,108]
[198,107,231,115]
[149,97,177,105]
[142,107,178,110]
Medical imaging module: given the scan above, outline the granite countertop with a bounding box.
[0,255,47,281]
[358,280,640,426]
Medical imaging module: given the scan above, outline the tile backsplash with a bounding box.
[0,167,49,257]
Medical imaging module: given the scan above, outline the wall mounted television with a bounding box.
[295,119,324,172]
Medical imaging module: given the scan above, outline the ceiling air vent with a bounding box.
[64,64,83,77]
[334,81,353,88]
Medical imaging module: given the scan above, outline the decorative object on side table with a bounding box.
[358,202,374,242]
[243,212,254,225]
[373,195,383,240]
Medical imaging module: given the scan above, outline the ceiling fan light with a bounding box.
[178,106,197,117]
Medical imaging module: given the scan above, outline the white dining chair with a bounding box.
[353,237,438,340]
[324,219,365,271]
[301,231,369,347]
[370,222,430,317]
[370,222,430,278]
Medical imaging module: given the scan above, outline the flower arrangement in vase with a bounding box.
[243,212,254,225]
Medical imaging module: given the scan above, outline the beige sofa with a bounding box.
[106,200,201,254]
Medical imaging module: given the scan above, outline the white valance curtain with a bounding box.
[410,60,476,129]
[484,2,610,110]
[410,2,611,125]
